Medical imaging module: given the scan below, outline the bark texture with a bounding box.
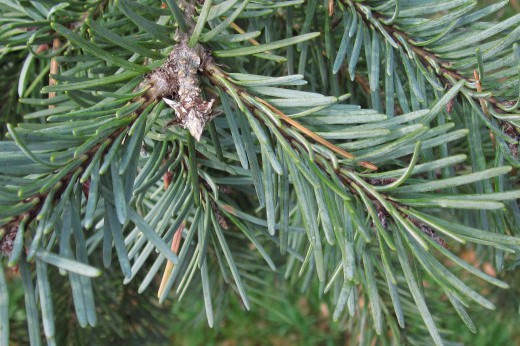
[141,39,214,141]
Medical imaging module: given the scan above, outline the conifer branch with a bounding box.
[344,0,518,112]
[203,63,377,170]
[1,1,520,344]
[343,0,520,154]
[0,126,124,256]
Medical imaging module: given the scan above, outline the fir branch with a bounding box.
[342,0,520,152]
[0,126,124,256]
[203,63,377,170]
[344,0,517,110]
[0,0,219,254]
[2,1,520,344]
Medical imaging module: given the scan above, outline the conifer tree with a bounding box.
[0,0,519,344]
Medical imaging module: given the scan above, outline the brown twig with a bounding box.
[48,38,61,108]
[474,69,496,146]
[230,22,261,47]
[353,74,371,96]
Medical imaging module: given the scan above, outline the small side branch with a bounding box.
[344,1,518,113]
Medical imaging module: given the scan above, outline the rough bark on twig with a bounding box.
[141,38,215,141]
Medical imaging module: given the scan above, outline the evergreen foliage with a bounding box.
[0,0,519,344]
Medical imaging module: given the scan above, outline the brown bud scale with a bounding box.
[140,38,215,141]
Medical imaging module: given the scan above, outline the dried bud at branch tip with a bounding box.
[141,39,215,141]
